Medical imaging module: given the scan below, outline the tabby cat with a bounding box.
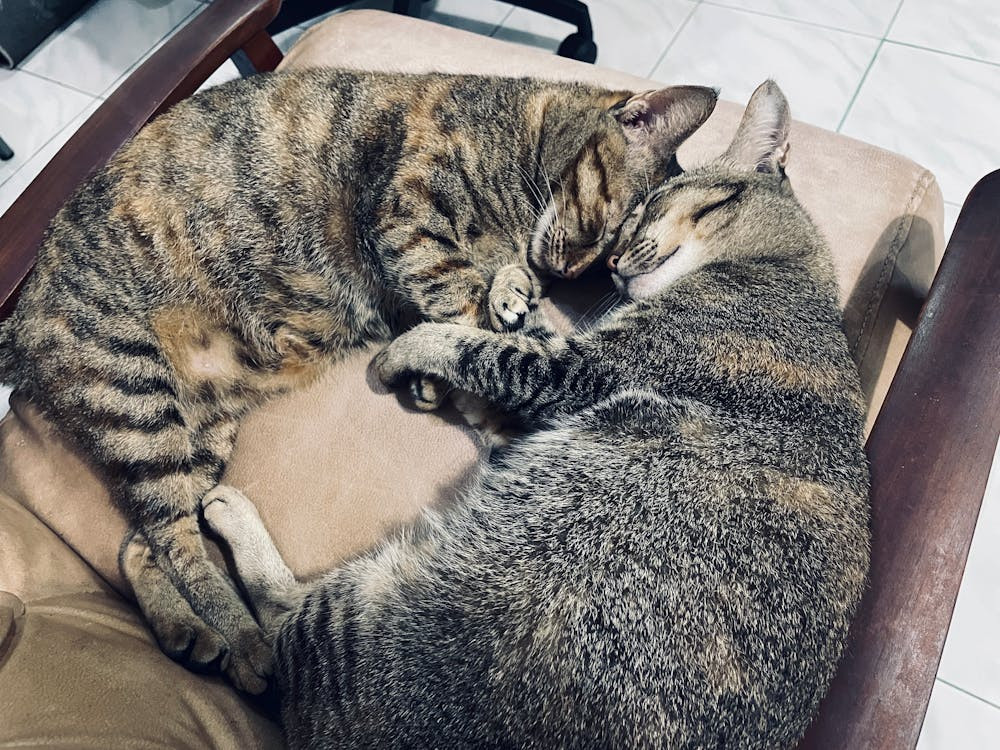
[202,81,871,748]
[0,69,717,690]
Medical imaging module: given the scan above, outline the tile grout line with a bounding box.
[835,0,907,133]
[0,97,98,190]
[0,29,103,190]
[699,0,884,40]
[883,39,1000,70]
[646,0,702,79]
[676,0,1000,60]
[16,0,204,101]
[936,678,1000,713]
[14,67,101,99]
[488,5,517,38]
[881,0,908,39]
[97,5,204,99]
[1,42,102,190]
[281,2,998,73]
[2,4,202,195]
[834,42,883,133]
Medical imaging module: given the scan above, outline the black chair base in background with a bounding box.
[269,0,597,63]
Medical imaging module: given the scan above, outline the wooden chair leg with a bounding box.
[232,28,283,76]
[392,0,424,15]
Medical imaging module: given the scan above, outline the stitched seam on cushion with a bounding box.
[851,168,935,364]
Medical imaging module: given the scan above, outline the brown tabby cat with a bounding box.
[0,68,717,691]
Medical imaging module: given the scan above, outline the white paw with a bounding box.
[202,485,259,539]
[488,264,539,332]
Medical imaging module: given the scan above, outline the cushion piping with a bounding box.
[851,168,936,366]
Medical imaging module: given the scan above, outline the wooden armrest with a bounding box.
[0,0,282,320]
[801,169,1000,749]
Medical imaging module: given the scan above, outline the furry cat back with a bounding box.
[206,81,870,748]
[0,68,716,689]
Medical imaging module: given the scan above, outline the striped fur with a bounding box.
[203,82,870,747]
[0,69,716,690]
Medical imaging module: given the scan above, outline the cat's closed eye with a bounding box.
[692,184,745,223]
[576,223,606,247]
[609,204,645,247]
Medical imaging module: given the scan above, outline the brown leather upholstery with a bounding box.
[0,10,944,748]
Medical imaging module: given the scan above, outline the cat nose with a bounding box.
[607,255,620,270]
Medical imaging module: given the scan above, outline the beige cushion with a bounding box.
[0,481,282,747]
[0,9,945,748]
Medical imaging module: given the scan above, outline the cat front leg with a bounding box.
[202,486,308,636]
[374,323,613,423]
[408,265,551,412]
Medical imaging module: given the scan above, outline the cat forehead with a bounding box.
[641,170,775,215]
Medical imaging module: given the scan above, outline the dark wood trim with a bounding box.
[800,169,1000,749]
[235,28,284,76]
[0,0,282,320]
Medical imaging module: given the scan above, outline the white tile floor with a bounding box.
[1,0,998,743]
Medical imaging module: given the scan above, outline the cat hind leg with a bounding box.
[120,531,231,670]
[202,485,307,636]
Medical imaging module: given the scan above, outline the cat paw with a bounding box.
[122,534,231,670]
[150,589,271,695]
[202,485,260,539]
[409,375,447,411]
[224,626,273,695]
[121,521,273,696]
[488,264,539,332]
[154,611,231,673]
[373,323,455,388]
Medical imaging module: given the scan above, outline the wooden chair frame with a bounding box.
[0,1,997,746]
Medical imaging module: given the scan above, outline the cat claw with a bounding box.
[155,617,231,673]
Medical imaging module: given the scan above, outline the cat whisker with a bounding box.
[537,160,562,229]
[516,163,547,213]
[576,290,620,331]
[590,295,624,329]
[535,156,556,205]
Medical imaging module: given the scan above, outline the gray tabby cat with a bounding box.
[201,81,870,748]
[0,69,717,690]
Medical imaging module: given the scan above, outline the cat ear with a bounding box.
[719,80,791,174]
[611,85,718,160]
